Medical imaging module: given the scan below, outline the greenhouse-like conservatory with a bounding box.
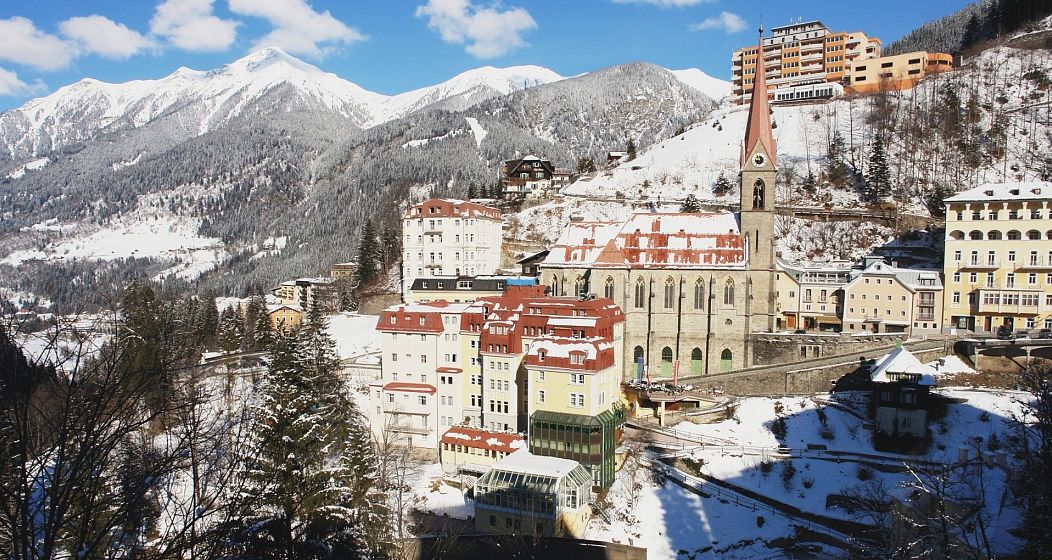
[473,450,593,537]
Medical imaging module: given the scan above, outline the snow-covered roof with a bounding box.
[870,347,936,386]
[267,303,302,313]
[440,426,525,453]
[945,182,1052,203]
[846,260,942,292]
[493,449,582,478]
[383,301,476,314]
[544,212,746,269]
[528,337,610,360]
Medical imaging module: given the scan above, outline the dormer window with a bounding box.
[538,351,546,362]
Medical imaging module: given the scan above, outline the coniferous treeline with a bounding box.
[0,283,395,558]
[886,0,1052,55]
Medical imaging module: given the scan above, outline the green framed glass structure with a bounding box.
[527,404,625,489]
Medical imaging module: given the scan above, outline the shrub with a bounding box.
[801,475,814,489]
[816,407,828,425]
[773,401,784,415]
[782,462,797,490]
[771,417,788,440]
[856,465,873,481]
[820,426,836,441]
[756,515,766,528]
[759,460,774,476]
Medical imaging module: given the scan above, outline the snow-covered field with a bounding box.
[326,312,381,360]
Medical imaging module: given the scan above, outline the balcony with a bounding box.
[425,262,443,269]
[917,313,936,322]
[976,289,1043,314]
[1017,258,1052,270]
[955,259,1002,270]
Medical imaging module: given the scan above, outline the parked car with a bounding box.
[1037,328,1052,339]
[996,325,1014,340]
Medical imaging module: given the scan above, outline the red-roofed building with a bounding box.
[439,425,526,475]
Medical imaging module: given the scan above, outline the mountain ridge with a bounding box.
[0,47,729,162]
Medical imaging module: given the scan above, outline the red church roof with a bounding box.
[742,27,777,168]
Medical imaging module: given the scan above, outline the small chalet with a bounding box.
[606,151,627,165]
[501,155,556,198]
[869,346,936,451]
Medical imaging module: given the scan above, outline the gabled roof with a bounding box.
[870,347,936,386]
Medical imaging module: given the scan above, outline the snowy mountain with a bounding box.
[0,47,385,160]
[669,68,733,103]
[376,65,565,124]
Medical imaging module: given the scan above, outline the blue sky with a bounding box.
[0,0,972,109]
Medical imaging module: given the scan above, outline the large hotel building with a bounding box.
[732,20,881,104]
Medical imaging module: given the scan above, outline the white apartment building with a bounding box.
[369,301,476,450]
[402,198,503,297]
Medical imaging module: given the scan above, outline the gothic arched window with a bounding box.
[693,279,705,310]
[663,278,675,309]
[753,179,765,210]
[604,276,615,300]
[634,278,646,309]
[723,278,735,306]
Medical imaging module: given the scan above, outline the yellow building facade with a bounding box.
[846,51,953,94]
[943,183,1052,333]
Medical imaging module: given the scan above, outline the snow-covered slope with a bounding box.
[0,47,385,159]
[376,65,564,124]
[670,68,733,102]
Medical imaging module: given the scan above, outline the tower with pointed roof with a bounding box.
[740,26,778,334]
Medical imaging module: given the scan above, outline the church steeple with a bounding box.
[741,26,777,169]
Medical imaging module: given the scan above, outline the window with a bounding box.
[752,179,765,209]
[421,354,427,363]
[952,292,961,304]
[633,346,645,366]
[693,279,705,310]
[538,371,545,381]
[569,393,585,407]
[570,353,585,365]
[723,279,735,306]
[634,278,646,308]
[538,390,546,403]
[663,278,675,309]
[604,276,614,299]
[387,393,395,403]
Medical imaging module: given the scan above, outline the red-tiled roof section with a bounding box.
[742,28,777,167]
[382,382,438,395]
[405,198,501,220]
[440,425,525,453]
[377,301,473,334]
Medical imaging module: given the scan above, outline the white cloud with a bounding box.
[415,0,536,59]
[228,0,365,58]
[0,67,47,97]
[0,17,76,71]
[612,0,714,7]
[59,16,158,59]
[690,11,747,34]
[151,0,239,52]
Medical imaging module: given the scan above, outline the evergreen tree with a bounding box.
[626,139,637,160]
[680,193,702,213]
[197,288,220,347]
[253,306,274,350]
[826,131,850,188]
[380,223,399,273]
[865,135,892,202]
[354,219,380,288]
[217,305,245,352]
[801,170,818,194]
[577,157,596,174]
[242,295,266,352]
[231,306,385,558]
[962,12,983,49]
[466,183,477,199]
[712,172,732,196]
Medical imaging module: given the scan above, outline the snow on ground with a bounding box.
[670,68,733,103]
[660,389,1031,555]
[587,452,834,558]
[326,312,381,360]
[0,287,52,309]
[409,462,474,520]
[509,198,634,244]
[465,116,487,148]
[776,217,895,263]
[929,354,977,377]
[15,327,111,372]
[6,156,49,179]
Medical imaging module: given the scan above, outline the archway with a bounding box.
[720,349,733,372]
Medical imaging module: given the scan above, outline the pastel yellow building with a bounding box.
[266,304,302,332]
[846,51,953,94]
[943,183,1052,334]
[841,260,943,336]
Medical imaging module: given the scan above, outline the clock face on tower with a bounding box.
[753,153,766,167]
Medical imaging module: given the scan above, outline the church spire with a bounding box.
[741,25,776,168]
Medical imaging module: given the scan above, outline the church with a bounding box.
[538,30,778,378]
